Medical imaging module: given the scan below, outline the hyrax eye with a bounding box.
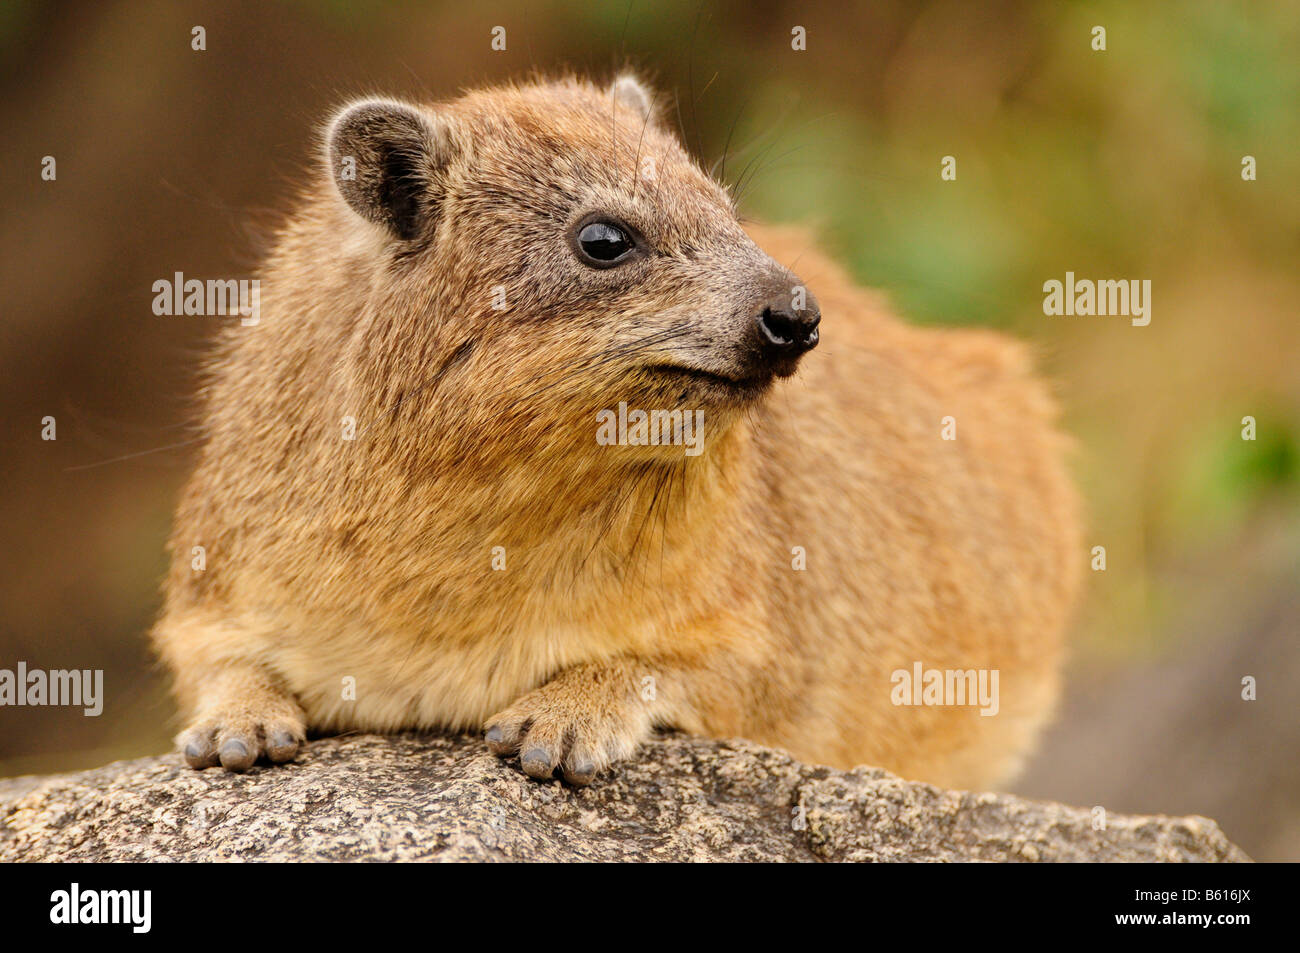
[576,220,635,266]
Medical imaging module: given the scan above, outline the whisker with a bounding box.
[64,436,206,472]
[631,87,662,202]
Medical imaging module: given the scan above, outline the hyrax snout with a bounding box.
[750,278,821,374]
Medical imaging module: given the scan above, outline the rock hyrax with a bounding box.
[153,75,1081,789]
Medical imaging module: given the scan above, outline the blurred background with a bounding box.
[1,0,1296,859]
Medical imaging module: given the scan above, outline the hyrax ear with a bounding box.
[609,74,657,125]
[326,98,456,241]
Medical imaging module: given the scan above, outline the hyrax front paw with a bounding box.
[484,665,653,786]
[177,692,306,773]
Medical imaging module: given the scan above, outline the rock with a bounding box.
[0,734,1249,862]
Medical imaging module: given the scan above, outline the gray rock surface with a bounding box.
[0,734,1250,862]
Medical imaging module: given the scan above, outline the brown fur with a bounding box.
[153,75,1081,790]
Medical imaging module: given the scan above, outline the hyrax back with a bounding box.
[153,75,1080,788]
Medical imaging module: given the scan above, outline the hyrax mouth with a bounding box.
[644,363,774,401]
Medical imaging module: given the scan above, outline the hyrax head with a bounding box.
[323,76,819,463]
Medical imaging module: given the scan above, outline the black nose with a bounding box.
[755,301,820,357]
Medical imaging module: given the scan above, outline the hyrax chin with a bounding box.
[153,74,1081,790]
